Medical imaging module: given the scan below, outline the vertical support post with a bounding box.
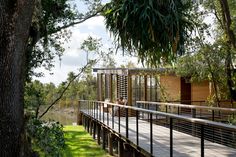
[201,125,205,157]
[93,121,96,139]
[108,133,113,155]
[109,74,113,101]
[150,75,152,101]
[170,118,173,157]
[127,74,132,116]
[150,113,153,155]
[144,75,147,101]
[126,108,129,138]
[87,118,89,132]
[89,120,93,135]
[102,127,106,150]
[97,124,101,145]
[118,139,123,157]
[136,110,139,146]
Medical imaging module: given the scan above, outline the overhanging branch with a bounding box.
[38,59,98,119]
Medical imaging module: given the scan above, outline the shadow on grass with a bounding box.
[62,126,109,157]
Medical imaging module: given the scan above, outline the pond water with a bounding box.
[41,110,77,125]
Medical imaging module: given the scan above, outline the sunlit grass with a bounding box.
[62,125,110,157]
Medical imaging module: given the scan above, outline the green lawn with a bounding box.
[62,125,110,157]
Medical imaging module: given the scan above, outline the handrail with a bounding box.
[137,101,236,112]
[80,100,236,131]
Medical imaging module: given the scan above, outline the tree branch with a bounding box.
[50,5,107,35]
[211,0,224,30]
[38,59,98,119]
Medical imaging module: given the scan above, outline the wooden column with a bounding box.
[144,75,147,101]
[127,74,132,106]
[109,74,113,101]
[97,73,104,101]
[127,75,133,116]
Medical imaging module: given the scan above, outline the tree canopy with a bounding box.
[104,0,198,66]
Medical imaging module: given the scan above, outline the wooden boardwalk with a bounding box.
[85,110,236,157]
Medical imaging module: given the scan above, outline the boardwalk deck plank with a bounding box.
[83,110,236,157]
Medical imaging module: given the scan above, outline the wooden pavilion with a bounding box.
[93,68,211,106]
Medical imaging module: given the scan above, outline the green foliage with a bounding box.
[26,0,105,80]
[27,118,65,157]
[26,0,78,79]
[175,42,231,100]
[80,36,117,68]
[104,0,198,66]
[228,115,236,125]
[25,80,46,117]
[175,43,225,82]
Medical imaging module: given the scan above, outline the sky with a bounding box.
[34,15,140,86]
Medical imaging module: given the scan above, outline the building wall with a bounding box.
[191,81,210,101]
[191,81,210,105]
[160,75,181,101]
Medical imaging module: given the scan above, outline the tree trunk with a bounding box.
[219,0,236,101]
[0,1,35,156]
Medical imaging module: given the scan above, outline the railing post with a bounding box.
[112,105,114,129]
[103,103,104,123]
[192,108,196,118]
[99,102,101,121]
[170,118,173,157]
[107,105,109,126]
[118,106,120,133]
[212,110,215,121]
[201,125,205,157]
[126,108,129,138]
[136,110,139,146]
[150,113,153,155]
[96,102,98,120]
[93,101,95,118]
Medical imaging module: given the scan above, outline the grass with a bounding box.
[62,125,110,157]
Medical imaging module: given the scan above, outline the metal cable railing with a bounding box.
[136,101,236,123]
[79,100,236,157]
